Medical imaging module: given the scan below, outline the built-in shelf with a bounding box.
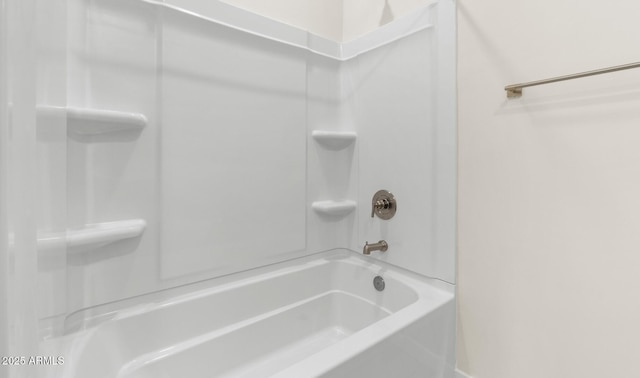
[312,130,357,150]
[38,106,147,136]
[37,219,147,254]
[312,200,357,217]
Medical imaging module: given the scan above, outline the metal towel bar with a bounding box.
[505,62,640,98]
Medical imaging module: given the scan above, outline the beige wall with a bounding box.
[342,0,434,41]
[457,1,640,378]
[221,0,343,40]
[221,0,434,41]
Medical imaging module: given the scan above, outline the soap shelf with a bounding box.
[312,130,357,150]
[38,106,147,136]
[311,130,357,217]
[37,219,147,254]
[312,200,357,217]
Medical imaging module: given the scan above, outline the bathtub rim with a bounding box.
[62,249,453,334]
[48,249,455,378]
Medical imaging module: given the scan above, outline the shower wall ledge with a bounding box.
[144,0,435,61]
[36,219,147,254]
[312,130,357,150]
[311,200,357,217]
[38,106,147,136]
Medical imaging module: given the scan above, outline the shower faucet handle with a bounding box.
[371,199,390,217]
[371,190,396,220]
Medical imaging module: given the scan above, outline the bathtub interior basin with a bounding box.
[49,250,454,378]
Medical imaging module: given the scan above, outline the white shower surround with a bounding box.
[1,0,456,376]
[60,0,454,375]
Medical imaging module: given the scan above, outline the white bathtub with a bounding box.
[53,250,454,378]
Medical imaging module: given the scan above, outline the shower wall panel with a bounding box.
[355,30,438,278]
[66,0,161,312]
[160,10,307,280]
[306,55,359,253]
[65,0,309,311]
[63,0,317,317]
[355,0,456,283]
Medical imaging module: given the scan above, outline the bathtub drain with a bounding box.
[373,276,385,291]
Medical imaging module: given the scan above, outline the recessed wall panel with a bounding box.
[160,11,307,279]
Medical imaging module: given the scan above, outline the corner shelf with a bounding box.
[312,130,357,150]
[312,200,357,217]
[37,219,147,254]
[38,106,147,136]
